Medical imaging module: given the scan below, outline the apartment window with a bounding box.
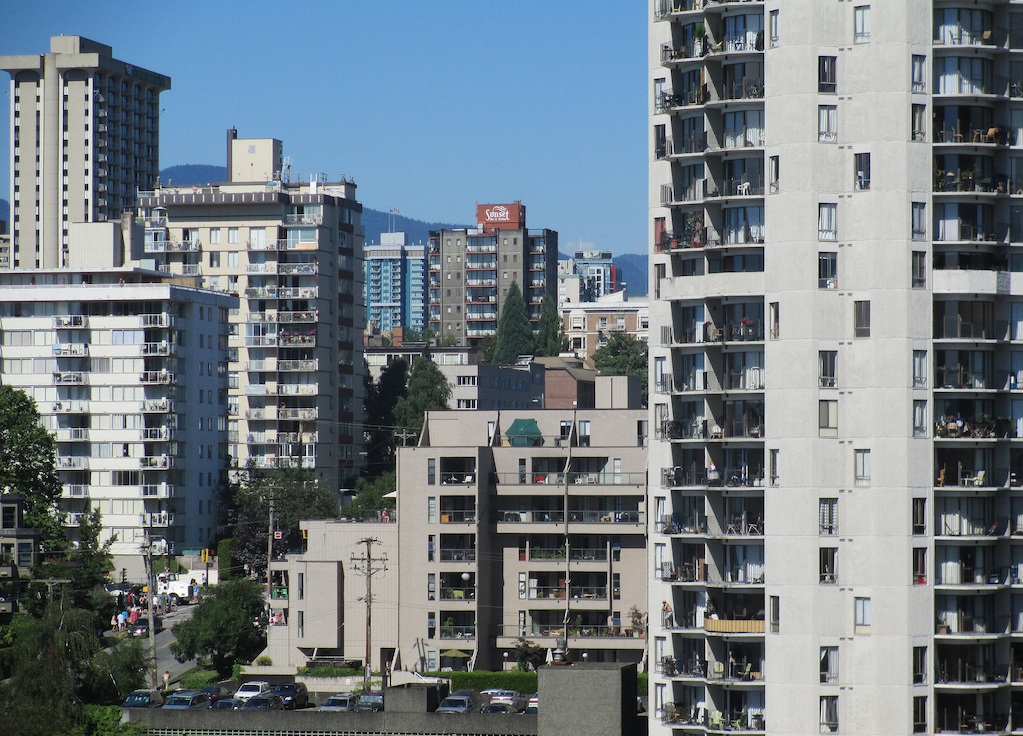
[296,610,304,638]
[428,496,436,524]
[427,535,435,562]
[571,316,584,329]
[854,153,870,190]
[912,104,927,141]
[819,252,837,289]
[818,105,838,142]
[770,302,780,339]
[770,595,780,632]
[855,449,871,485]
[819,203,837,240]
[210,228,221,244]
[854,6,871,43]
[769,155,780,192]
[912,203,926,239]
[854,596,871,632]
[770,448,780,486]
[820,547,838,584]
[820,646,839,683]
[820,696,839,733]
[770,9,780,47]
[912,498,927,534]
[427,573,436,601]
[228,227,238,244]
[578,420,591,447]
[913,350,927,387]
[912,55,926,92]
[427,458,435,485]
[913,400,928,437]
[913,547,927,584]
[913,696,927,733]
[819,399,838,437]
[228,252,238,268]
[854,300,871,337]
[820,498,838,535]
[913,646,927,684]
[819,350,837,387]
[819,56,837,93]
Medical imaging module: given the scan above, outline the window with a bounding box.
[854,6,871,43]
[428,496,436,524]
[819,203,837,240]
[769,155,780,192]
[820,696,839,733]
[210,228,221,244]
[820,646,839,683]
[819,400,838,437]
[456,375,477,386]
[818,105,837,142]
[770,302,780,339]
[820,547,838,583]
[913,350,927,387]
[854,300,870,337]
[912,498,926,534]
[228,227,238,244]
[820,498,838,535]
[578,420,591,447]
[770,595,780,632]
[427,573,436,601]
[913,646,927,684]
[912,55,926,92]
[819,252,837,289]
[770,9,780,47]
[228,252,238,269]
[913,400,927,436]
[855,449,871,485]
[913,696,927,734]
[819,56,837,93]
[912,203,926,239]
[427,458,435,485]
[854,153,870,190]
[913,547,927,584]
[297,573,304,600]
[297,610,304,638]
[912,104,927,141]
[819,350,837,387]
[854,596,871,631]
[770,448,780,486]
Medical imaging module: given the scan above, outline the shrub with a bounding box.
[296,666,363,678]
[255,655,273,666]
[217,539,233,581]
[180,668,220,690]
[424,670,538,694]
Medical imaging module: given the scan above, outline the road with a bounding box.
[109,603,197,688]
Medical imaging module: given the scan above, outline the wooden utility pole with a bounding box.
[143,525,158,691]
[351,538,387,689]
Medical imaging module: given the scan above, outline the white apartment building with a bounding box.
[0,36,169,268]
[135,135,365,490]
[650,2,1023,735]
[0,269,232,578]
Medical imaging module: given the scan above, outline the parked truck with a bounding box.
[156,569,218,604]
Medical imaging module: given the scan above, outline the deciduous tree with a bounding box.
[591,332,649,406]
[493,281,533,365]
[170,578,266,677]
[393,358,451,434]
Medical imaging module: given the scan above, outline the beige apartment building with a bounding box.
[135,135,364,489]
[562,297,650,361]
[1,36,169,268]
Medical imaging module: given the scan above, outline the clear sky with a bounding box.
[0,1,648,254]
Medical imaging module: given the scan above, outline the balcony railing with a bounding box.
[438,625,476,638]
[439,510,476,523]
[439,588,476,600]
[438,549,476,562]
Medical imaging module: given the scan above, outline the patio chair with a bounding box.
[709,710,724,730]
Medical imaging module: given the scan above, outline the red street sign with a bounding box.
[273,531,283,539]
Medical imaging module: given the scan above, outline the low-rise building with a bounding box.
[561,297,649,361]
[0,494,40,621]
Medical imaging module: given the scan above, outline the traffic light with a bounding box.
[201,549,210,563]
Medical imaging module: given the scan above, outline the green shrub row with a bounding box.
[296,666,364,678]
[179,668,220,690]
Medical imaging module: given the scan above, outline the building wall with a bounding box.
[562,302,650,361]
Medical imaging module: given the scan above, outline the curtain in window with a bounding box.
[938,546,962,584]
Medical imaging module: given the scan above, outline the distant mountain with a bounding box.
[158,164,465,245]
[614,253,649,297]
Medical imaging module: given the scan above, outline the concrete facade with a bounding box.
[0,36,169,268]
[563,298,650,361]
[365,233,427,335]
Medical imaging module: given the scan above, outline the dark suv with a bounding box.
[436,689,484,713]
[272,681,309,710]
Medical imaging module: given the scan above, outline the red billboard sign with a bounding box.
[476,203,525,230]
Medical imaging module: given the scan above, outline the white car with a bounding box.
[234,681,270,702]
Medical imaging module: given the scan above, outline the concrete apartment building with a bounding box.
[575,250,622,299]
[135,134,365,489]
[0,36,169,268]
[650,1,1023,735]
[0,268,232,577]
[562,296,650,361]
[428,203,558,344]
[364,233,427,335]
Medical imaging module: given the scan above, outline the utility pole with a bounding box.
[351,538,387,690]
[143,525,158,691]
[394,428,418,447]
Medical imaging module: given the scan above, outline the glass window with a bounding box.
[819,105,837,142]
[819,252,838,288]
[819,400,838,437]
[913,547,927,583]
[913,646,927,683]
[914,696,927,734]
[819,56,837,93]
[770,448,780,486]
[427,458,435,485]
[228,227,239,244]
[769,155,780,192]
[820,646,839,683]
[913,400,927,436]
[819,203,838,240]
[854,596,871,630]
[854,301,870,337]
[855,449,871,485]
[913,498,927,534]
[428,496,436,523]
[912,55,926,92]
[770,595,780,632]
[913,350,927,387]
[820,696,839,732]
[820,547,838,583]
[854,6,871,43]
[855,153,870,190]
[820,498,838,534]
[912,251,927,287]
[770,10,780,47]
[912,203,927,239]
[819,350,837,387]
[912,104,927,141]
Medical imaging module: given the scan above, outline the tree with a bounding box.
[364,359,408,474]
[476,334,498,363]
[226,467,339,575]
[493,281,534,365]
[591,332,649,407]
[392,358,451,434]
[0,386,64,549]
[344,471,395,518]
[170,578,266,677]
[534,293,567,357]
[512,637,545,672]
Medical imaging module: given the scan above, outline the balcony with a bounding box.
[438,625,476,639]
[141,484,176,497]
[52,343,88,357]
[279,263,318,275]
[278,311,317,323]
[139,371,174,384]
[52,372,87,385]
[439,510,477,523]
[139,455,173,469]
[52,400,88,413]
[244,287,279,299]
[63,484,88,497]
[140,342,172,356]
[57,457,87,470]
[140,398,172,413]
[439,587,476,601]
[53,315,87,329]
[141,512,173,527]
[279,287,318,299]
[144,239,200,253]
[142,427,173,441]
[438,549,476,562]
[277,359,318,371]
[56,428,89,442]
[723,78,764,101]
[246,263,278,274]
[140,314,175,328]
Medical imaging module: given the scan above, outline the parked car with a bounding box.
[319,693,359,711]
[128,617,163,636]
[162,691,211,709]
[272,681,309,709]
[482,689,526,710]
[523,694,539,714]
[436,689,484,713]
[234,681,270,702]
[121,689,165,709]
[242,694,285,710]
[482,702,521,714]
[353,691,384,712]
[211,698,243,710]
[199,685,233,703]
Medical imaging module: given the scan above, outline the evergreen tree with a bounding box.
[393,358,451,435]
[592,332,650,407]
[364,358,408,473]
[493,281,534,364]
[534,293,567,357]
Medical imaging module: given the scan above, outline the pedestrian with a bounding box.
[110,614,118,631]
[162,670,170,689]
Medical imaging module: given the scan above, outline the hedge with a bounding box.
[422,670,647,696]
[296,666,364,678]
[180,668,221,690]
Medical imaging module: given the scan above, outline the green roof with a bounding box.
[505,418,542,446]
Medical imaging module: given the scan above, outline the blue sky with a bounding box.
[0,1,648,254]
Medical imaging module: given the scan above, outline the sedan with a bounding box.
[242,694,285,711]
[200,685,233,703]
[162,692,211,709]
[353,692,384,712]
[121,689,164,709]
[482,702,521,714]
[319,693,359,711]
[211,698,243,710]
